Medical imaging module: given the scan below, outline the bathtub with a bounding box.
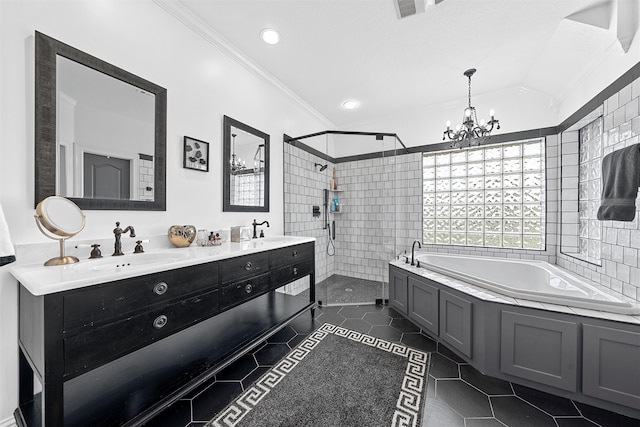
[415,253,640,315]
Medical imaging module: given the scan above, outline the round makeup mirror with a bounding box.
[34,196,86,266]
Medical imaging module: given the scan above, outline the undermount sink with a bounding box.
[71,251,188,272]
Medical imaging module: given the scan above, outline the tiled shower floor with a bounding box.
[302,274,388,305]
[143,305,639,427]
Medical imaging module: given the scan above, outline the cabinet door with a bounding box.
[409,276,439,336]
[583,324,640,409]
[439,290,472,358]
[501,311,578,392]
[389,267,408,315]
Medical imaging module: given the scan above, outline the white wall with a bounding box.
[0,0,330,422]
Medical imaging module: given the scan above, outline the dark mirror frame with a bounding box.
[223,115,270,212]
[34,31,167,210]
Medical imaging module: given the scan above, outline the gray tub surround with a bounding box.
[390,257,640,421]
[11,236,315,427]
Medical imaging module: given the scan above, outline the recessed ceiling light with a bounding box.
[342,99,359,110]
[260,28,280,45]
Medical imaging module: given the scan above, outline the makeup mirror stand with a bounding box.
[34,216,79,266]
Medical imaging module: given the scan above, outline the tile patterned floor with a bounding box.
[143,305,640,427]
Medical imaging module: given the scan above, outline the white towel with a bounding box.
[0,203,16,266]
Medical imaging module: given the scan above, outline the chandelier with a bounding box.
[442,68,500,148]
[230,133,246,174]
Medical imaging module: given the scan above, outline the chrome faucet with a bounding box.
[252,219,270,239]
[113,222,136,256]
[411,240,422,266]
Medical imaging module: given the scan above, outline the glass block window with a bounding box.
[423,139,545,249]
[578,118,602,261]
[231,172,264,206]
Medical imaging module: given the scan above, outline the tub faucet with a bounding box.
[411,240,422,266]
[113,222,136,256]
[252,219,270,239]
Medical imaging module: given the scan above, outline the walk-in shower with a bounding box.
[284,130,415,306]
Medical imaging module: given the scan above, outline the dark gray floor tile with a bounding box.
[574,402,640,427]
[369,325,403,342]
[216,353,258,381]
[341,318,372,334]
[555,418,600,427]
[428,353,460,379]
[437,342,467,363]
[339,306,368,318]
[288,313,321,335]
[315,311,345,326]
[192,381,242,422]
[435,379,493,418]
[363,311,392,325]
[421,396,465,427]
[241,366,271,390]
[267,325,297,343]
[401,332,438,352]
[491,396,557,427]
[391,317,421,332]
[254,343,291,366]
[460,365,513,396]
[380,306,406,318]
[465,418,508,427]
[186,423,208,427]
[426,374,436,398]
[513,383,579,416]
[287,333,308,348]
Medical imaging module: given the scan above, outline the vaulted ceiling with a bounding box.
[171,0,639,129]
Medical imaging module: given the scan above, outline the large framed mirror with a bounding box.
[223,116,269,212]
[35,31,167,210]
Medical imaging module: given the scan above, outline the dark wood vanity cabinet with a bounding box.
[16,242,315,427]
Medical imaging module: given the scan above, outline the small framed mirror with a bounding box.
[35,31,167,210]
[223,116,270,212]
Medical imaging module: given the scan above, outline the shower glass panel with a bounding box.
[284,131,403,306]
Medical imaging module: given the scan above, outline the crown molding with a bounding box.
[152,0,335,129]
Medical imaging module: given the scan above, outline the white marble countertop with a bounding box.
[11,236,315,296]
[390,256,640,325]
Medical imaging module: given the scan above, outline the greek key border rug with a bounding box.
[208,323,430,427]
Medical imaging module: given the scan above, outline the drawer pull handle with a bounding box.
[292,250,298,257]
[244,261,253,271]
[153,282,168,295]
[245,284,253,293]
[293,267,298,275]
[153,315,168,329]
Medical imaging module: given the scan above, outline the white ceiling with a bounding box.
[174,0,635,129]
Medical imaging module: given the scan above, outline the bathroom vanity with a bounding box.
[390,262,640,420]
[12,237,315,427]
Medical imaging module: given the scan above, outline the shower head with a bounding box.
[314,163,328,172]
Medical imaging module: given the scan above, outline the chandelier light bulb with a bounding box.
[465,108,471,118]
[479,118,486,126]
[446,120,451,129]
[489,109,495,118]
[456,124,461,131]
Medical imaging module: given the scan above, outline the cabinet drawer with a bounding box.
[270,259,313,288]
[221,273,270,309]
[64,289,219,377]
[63,262,219,332]
[220,252,269,283]
[269,243,313,269]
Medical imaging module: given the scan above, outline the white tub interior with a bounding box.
[415,253,640,315]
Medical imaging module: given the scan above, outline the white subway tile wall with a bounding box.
[139,157,154,202]
[558,75,640,302]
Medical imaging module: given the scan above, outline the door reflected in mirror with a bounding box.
[34,31,167,211]
[223,116,269,212]
[56,55,155,201]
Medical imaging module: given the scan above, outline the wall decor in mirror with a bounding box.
[35,31,167,210]
[223,115,270,212]
[183,136,209,172]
